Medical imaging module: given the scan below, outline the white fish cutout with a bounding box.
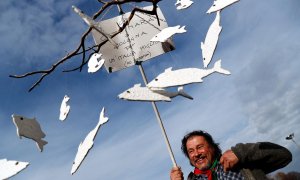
[147,60,230,88]
[207,0,240,14]
[201,11,222,68]
[118,84,193,102]
[175,0,194,10]
[88,53,105,73]
[59,95,70,121]
[12,115,48,152]
[0,159,29,179]
[150,25,186,42]
[71,107,109,175]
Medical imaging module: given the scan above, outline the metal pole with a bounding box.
[116,3,177,167]
[138,63,177,167]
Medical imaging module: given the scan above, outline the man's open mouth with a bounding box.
[195,156,206,163]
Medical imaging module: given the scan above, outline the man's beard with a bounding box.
[190,156,212,170]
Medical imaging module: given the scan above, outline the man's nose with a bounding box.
[194,150,201,157]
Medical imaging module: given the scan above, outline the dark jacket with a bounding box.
[187,142,292,180]
[232,142,292,180]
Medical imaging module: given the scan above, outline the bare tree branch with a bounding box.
[9,0,162,92]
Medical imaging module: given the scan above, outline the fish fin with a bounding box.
[165,67,173,72]
[200,42,204,50]
[213,60,231,75]
[178,86,193,100]
[36,139,48,152]
[99,107,109,125]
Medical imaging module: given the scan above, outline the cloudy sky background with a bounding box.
[0,0,299,179]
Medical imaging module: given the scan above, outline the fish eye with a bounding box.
[126,91,130,93]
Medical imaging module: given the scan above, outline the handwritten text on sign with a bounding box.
[92,6,174,73]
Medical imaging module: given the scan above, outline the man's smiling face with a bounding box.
[186,135,215,170]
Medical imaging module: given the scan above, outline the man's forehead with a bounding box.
[186,135,209,146]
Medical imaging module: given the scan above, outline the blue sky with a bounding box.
[0,0,299,179]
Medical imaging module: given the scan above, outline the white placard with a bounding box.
[92,6,174,73]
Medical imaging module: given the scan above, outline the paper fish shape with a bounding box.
[175,0,194,10]
[0,159,29,179]
[150,25,186,42]
[88,53,105,73]
[201,11,222,68]
[12,114,48,152]
[147,60,230,88]
[71,107,109,175]
[118,84,193,102]
[59,95,70,121]
[72,5,116,46]
[207,0,240,14]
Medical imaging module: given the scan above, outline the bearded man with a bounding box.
[170,130,292,180]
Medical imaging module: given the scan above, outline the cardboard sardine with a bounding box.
[12,114,48,152]
[118,84,193,102]
[175,0,194,10]
[88,53,105,73]
[0,159,29,179]
[207,0,240,14]
[150,25,186,42]
[201,11,222,68]
[147,60,230,88]
[59,95,70,121]
[71,107,109,175]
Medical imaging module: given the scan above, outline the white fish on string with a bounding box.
[88,53,105,73]
[118,84,193,102]
[150,25,186,42]
[175,0,194,10]
[207,0,240,14]
[12,115,48,152]
[147,60,230,88]
[59,95,71,121]
[201,11,222,68]
[0,159,29,179]
[71,107,109,175]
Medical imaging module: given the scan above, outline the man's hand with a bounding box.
[220,150,239,172]
[170,166,184,180]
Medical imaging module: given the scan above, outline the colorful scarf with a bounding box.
[193,159,218,180]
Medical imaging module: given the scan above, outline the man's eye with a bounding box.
[196,145,203,150]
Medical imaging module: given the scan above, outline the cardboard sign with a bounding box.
[92,6,174,73]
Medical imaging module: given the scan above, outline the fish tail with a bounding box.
[213,60,231,75]
[99,107,109,125]
[179,26,187,33]
[36,139,48,152]
[178,86,193,100]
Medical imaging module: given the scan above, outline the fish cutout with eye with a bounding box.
[0,159,29,179]
[59,95,70,121]
[88,53,105,73]
[71,107,109,175]
[207,0,240,14]
[150,25,186,42]
[12,115,48,152]
[175,0,194,10]
[147,60,230,88]
[201,11,222,68]
[118,84,193,102]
